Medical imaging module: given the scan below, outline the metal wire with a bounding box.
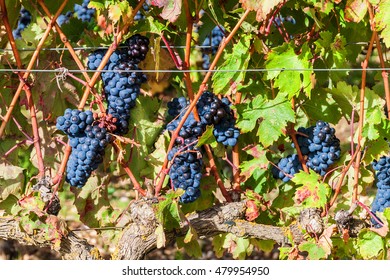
[0,41,376,52]
[0,67,389,73]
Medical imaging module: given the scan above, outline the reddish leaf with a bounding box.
[245,200,260,221]
[239,0,284,21]
[157,0,182,23]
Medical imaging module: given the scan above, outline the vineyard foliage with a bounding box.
[1,0,390,260]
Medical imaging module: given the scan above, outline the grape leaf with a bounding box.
[265,43,313,98]
[301,88,342,124]
[357,230,384,259]
[239,0,284,21]
[158,0,182,23]
[0,160,24,200]
[292,170,331,208]
[344,0,367,23]
[155,189,184,231]
[236,94,295,147]
[298,241,327,260]
[73,177,117,228]
[212,35,251,95]
[240,145,268,181]
[373,0,390,47]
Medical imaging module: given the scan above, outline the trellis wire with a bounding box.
[0,41,380,53]
[0,68,389,73]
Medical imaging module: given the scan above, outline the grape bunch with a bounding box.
[56,109,94,137]
[167,97,189,118]
[57,11,74,26]
[197,91,240,147]
[168,147,203,203]
[56,110,112,188]
[74,0,95,22]
[126,34,150,64]
[271,154,302,183]
[134,2,150,21]
[272,121,341,182]
[201,26,225,70]
[87,34,149,135]
[167,92,240,147]
[371,156,390,227]
[12,8,32,39]
[298,121,341,176]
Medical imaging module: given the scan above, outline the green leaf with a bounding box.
[0,195,21,215]
[197,125,216,146]
[373,0,390,47]
[292,170,331,208]
[299,241,327,260]
[240,145,268,181]
[301,88,342,124]
[73,177,117,228]
[212,35,251,95]
[236,94,295,147]
[134,16,169,34]
[212,234,227,258]
[357,230,384,259]
[155,189,184,231]
[177,237,202,258]
[250,239,275,253]
[265,43,313,98]
[89,1,105,10]
[232,237,252,260]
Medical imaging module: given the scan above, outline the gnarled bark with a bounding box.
[1,201,307,260]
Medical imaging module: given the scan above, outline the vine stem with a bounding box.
[329,144,361,207]
[232,91,242,191]
[181,0,231,201]
[155,9,251,196]
[352,30,376,202]
[289,99,309,173]
[52,0,146,191]
[366,4,390,119]
[0,0,68,178]
[0,0,69,139]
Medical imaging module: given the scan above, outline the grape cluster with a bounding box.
[56,109,94,137]
[74,0,95,22]
[272,121,341,182]
[12,8,32,39]
[201,26,224,70]
[167,97,189,117]
[297,121,341,176]
[371,156,390,227]
[197,91,240,147]
[57,11,73,26]
[168,145,203,203]
[57,110,112,188]
[134,2,150,21]
[126,34,150,64]
[87,34,149,135]
[165,91,241,203]
[271,154,302,183]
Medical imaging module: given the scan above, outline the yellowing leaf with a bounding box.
[108,5,122,24]
[292,170,331,208]
[344,0,367,23]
